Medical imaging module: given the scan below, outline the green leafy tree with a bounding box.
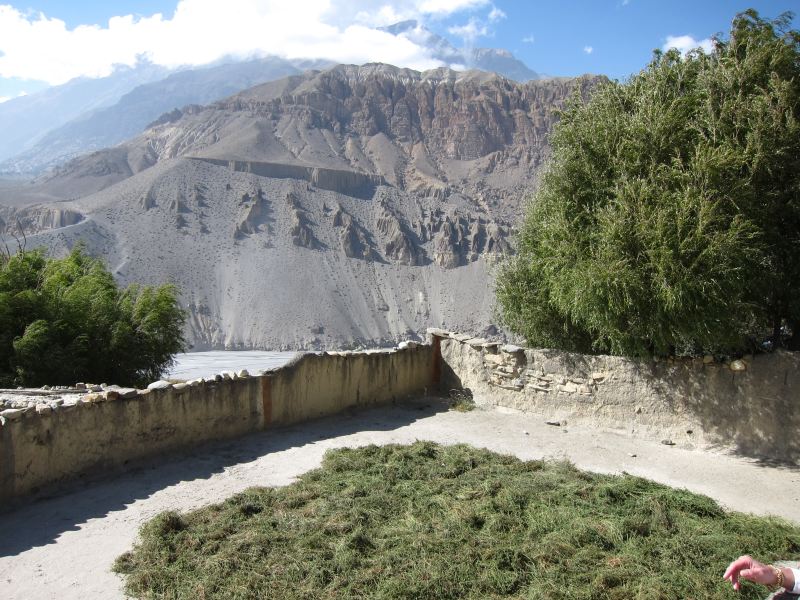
[497,10,800,356]
[0,244,186,387]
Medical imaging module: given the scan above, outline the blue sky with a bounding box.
[0,1,796,100]
[498,1,796,78]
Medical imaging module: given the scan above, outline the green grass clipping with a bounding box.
[115,442,799,599]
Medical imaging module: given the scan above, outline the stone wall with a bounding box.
[3,330,797,506]
[433,330,800,463]
[0,344,434,506]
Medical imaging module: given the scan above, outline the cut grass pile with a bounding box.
[115,442,800,599]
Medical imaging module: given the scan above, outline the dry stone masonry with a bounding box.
[431,329,800,464]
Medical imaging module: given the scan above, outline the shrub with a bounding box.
[0,244,185,387]
[497,10,800,356]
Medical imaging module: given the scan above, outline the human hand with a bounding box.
[723,555,778,591]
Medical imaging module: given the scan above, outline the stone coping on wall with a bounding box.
[0,341,426,426]
[0,370,255,423]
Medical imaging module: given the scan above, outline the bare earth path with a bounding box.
[1,400,798,600]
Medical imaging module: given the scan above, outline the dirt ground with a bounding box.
[1,399,798,600]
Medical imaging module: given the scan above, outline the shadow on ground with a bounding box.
[0,397,447,557]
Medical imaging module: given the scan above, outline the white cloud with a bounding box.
[488,6,506,22]
[355,5,407,26]
[0,96,9,103]
[448,18,488,42]
[351,0,489,25]
[0,0,495,86]
[443,1,503,46]
[663,35,713,55]
[522,34,534,44]
[583,45,593,54]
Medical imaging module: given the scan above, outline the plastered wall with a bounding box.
[0,344,434,505]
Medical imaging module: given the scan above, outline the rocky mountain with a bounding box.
[469,48,540,83]
[380,20,540,82]
[0,21,538,177]
[1,64,601,350]
[0,63,170,166]
[0,57,331,176]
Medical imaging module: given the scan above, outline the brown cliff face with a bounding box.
[100,65,602,217]
[35,65,602,222]
[229,65,590,157]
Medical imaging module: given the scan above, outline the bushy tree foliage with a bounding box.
[497,10,800,356]
[0,245,186,387]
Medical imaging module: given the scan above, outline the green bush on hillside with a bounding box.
[0,244,186,387]
[497,10,800,357]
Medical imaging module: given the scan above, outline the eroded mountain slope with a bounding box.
[8,65,602,349]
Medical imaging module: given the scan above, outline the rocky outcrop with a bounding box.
[49,66,601,221]
[218,65,600,162]
[192,184,209,207]
[147,104,206,129]
[168,192,191,214]
[140,189,157,210]
[485,222,511,254]
[432,216,468,268]
[290,213,318,248]
[234,189,270,238]
[424,212,510,268]
[48,147,134,180]
[2,206,84,234]
[310,167,382,199]
[333,205,379,260]
[287,193,321,249]
[466,219,511,260]
[285,191,302,210]
[23,64,603,234]
[375,203,425,266]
